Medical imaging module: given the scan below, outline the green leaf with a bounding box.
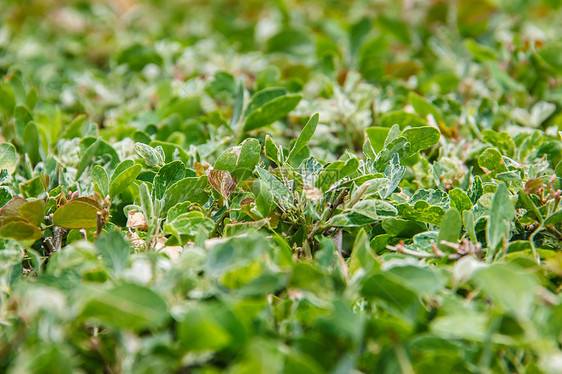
[457,0,496,37]
[25,87,38,110]
[438,208,462,250]
[243,94,302,132]
[478,148,508,175]
[408,92,443,122]
[257,66,281,91]
[517,190,543,225]
[254,179,275,218]
[486,183,515,253]
[359,37,386,81]
[153,161,186,200]
[134,142,164,167]
[166,201,194,222]
[316,158,359,192]
[365,127,391,153]
[387,264,444,295]
[374,136,410,172]
[109,164,142,198]
[0,188,11,207]
[264,135,283,165]
[352,199,397,219]
[468,175,484,204]
[431,313,488,341]
[230,80,244,127]
[465,38,497,61]
[52,200,101,229]
[382,153,405,199]
[449,188,473,214]
[482,130,515,157]
[61,114,88,139]
[79,283,169,331]
[378,111,426,128]
[206,71,236,99]
[287,113,319,161]
[13,344,74,374]
[178,305,232,351]
[397,200,446,225]
[22,122,41,164]
[361,272,420,314]
[556,160,562,178]
[545,210,562,226]
[401,126,441,157]
[76,139,120,180]
[350,17,371,58]
[384,124,401,148]
[488,62,525,92]
[382,218,426,237]
[256,167,293,209]
[215,138,261,183]
[327,212,377,227]
[110,160,135,183]
[92,165,109,197]
[96,230,130,273]
[165,214,214,243]
[139,182,153,224]
[0,142,17,175]
[473,263,538,319]
[244,87,287,117]
[0,83,15,118]
[358,178,390,199]
[266,27,314,56]
[349,229,376,274]
[330,199,396,227]
[410,189,450,208]
[14,105,33,142]
[463,210,478,244]
[162,176,209,213]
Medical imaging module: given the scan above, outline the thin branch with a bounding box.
[387,242,462,260]
[346,182,369,209]
[308,188,348,242]
[96,211,104,238]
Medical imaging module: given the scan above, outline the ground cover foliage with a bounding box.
[1,0,562,372]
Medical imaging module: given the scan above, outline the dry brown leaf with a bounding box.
[128,231,145,249]
[159,246,183,262]
[127,210,148,231]
[304,186,323,202]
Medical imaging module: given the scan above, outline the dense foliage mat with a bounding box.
[2,0,562,372]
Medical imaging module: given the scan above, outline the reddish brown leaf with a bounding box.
[524,178,544,195]
[1,197,28,217]
[208,169,238,199]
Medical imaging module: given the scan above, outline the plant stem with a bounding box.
[308,188,348,242]
[529,226,542,265]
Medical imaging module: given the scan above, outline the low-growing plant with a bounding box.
[1,0,562,373]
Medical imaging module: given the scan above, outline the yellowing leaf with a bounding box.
[53,200,101,229]
[0,219,42,241]
[18,199,45,226]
